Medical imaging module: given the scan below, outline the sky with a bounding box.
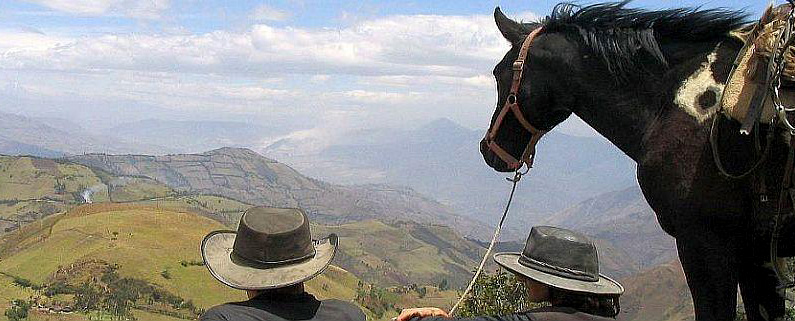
[0,0,769,143]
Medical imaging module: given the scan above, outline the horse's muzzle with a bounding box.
[480,137,515,173]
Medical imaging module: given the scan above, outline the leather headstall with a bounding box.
[485,27,547,170]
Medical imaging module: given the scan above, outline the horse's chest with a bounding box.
[637,112,748,230]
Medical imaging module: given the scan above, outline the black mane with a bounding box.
[541,1,750,76]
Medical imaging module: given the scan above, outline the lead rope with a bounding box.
[448,168,526,316]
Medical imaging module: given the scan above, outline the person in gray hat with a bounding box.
[397,226,624,321]
[199,206,365,321]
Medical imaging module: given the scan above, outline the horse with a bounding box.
[480,3,795,320]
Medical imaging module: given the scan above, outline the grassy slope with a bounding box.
[0,156,479,320]
[617,259,694,321]
[1,203,445,321]
[0,156,177,225]
[0,203,469,321]
[312,220,483,288]
[0,204,244,311]
[0,157,108,203]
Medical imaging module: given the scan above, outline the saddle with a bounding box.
[722,4,795,125]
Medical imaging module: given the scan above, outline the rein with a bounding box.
[449,28,545,316]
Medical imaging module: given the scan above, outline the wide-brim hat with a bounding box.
[201,207,338,290]
[494,226,623,296]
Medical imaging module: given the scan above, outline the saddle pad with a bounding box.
[722,4,795,124]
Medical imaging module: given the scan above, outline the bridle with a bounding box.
[485,27,547,170]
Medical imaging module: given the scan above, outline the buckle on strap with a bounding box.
[512,60,525,71]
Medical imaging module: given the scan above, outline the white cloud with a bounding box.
[310,74,330,83]
[251,4,290,22]
[0,13,508,78]
[22,0,170,19]
[360,74,493,89]
[0,11,547,130]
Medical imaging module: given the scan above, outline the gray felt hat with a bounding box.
[201,207,338,290]
[493,226,623,296]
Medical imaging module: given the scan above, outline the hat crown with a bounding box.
[232,207,315,265]
[518,226,600,282]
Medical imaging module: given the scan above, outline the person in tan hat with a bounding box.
[397,226,624,321]
[200,206,365,321]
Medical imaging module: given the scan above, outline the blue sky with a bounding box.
[0,0,769,146]
[0,0,765,34]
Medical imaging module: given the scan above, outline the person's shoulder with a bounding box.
[200,304,234,321]
[200,301,279,321]
[524,306,613,321]
[319,299,366,320]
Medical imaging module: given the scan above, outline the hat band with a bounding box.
[231,247,317,268]
[519,254,599,282]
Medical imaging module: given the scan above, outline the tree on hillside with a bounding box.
[54,180,66,194]
[456,269,544,317]
[4,300,31,321]
[438,279,449,291]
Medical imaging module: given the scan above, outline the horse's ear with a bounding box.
[494,7,524,43]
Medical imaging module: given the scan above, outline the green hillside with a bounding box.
[0,156,108,204]
[0,203,468,321]
[314,220,484,288]
[0,155,485,292]
[0,156,179,235]
[0,204,243,318]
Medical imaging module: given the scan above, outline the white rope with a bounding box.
[448,171,523,316]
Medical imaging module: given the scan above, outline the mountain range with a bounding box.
[66,147,492,238]
[100,119,289,154]
[0,111,297,157]
[263,118,638,231]
[0,111,172,155]
[542,185,677,270]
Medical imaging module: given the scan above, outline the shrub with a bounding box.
[11,277,33,288]
[456,269,542,317]
[74,282,102,311]
[44,281,75,296]
[4,300,31,321]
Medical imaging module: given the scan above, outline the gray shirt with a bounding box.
[416,307,615,321]
[200,292,365,321]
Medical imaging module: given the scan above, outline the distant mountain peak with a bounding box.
[420,118,468,131]
[416,118,474,138]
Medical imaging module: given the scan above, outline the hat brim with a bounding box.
[494,252,624,296]
[201,230,338,290]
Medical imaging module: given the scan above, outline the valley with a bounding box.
[0,142,692,320]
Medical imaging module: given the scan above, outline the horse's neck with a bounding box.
[570,39,739,163]
[570,76,663,162]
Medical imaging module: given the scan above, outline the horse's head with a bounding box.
[480,8,576,172]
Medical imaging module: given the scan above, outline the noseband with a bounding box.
[485,27,546,170]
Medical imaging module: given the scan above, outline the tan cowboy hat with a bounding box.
[493,226,624,296]
[201,207,338,290]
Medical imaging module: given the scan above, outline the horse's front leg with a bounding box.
[738,213,795,321]
[676,225,740,321]
[739,255,786,321]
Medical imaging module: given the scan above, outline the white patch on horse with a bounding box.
[674,47,725,123]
